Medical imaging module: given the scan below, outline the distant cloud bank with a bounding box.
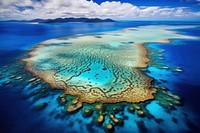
[0,0,200,20]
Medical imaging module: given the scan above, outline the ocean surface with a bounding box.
[0,21,200,133]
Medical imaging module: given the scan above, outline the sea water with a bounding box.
[0,21,200,133]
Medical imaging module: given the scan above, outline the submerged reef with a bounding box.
[23,26,195,103]
[15,25,197,131]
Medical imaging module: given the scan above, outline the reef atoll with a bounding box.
[22,25,197,131]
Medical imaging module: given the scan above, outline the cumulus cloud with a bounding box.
[0,0,200,20]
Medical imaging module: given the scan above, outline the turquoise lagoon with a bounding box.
[0,21,200,133]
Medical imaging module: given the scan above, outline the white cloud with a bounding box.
[0,0,34,7]
[0,0,199,20]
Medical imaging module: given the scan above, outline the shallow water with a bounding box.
[0,21,200,133]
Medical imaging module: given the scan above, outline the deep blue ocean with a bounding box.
[0,21,200,133]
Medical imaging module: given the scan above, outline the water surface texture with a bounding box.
[0,21,200,133]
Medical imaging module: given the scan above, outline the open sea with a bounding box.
[0,21,200,133]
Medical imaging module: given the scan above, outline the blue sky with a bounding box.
[0,0,200,20]
[93,0,200,11]
[94,0,198,7]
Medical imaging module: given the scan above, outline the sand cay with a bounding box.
[23,25,197,103]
